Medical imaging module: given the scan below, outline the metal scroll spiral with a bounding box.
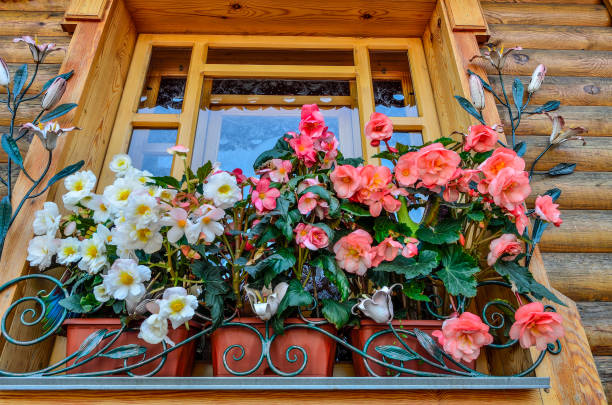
[0,275,562,377]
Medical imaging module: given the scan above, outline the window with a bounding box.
[100,36,440,187]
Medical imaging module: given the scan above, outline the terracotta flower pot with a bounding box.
[350,319,475,376]
[64,318,200,376]
[211,317,336,376]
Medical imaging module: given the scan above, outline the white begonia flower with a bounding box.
[94,224,113,245]
[103,177,142,212]
[83,194,112,223]
[158,287,198,329]
[63,170,97,207]
[113,222,163,254]
[202,171,241,209]
[351,285,400,324]
[103,258,151,301]
[125,167,153,187]
[244,282,289,321]
[125,192,159,227]
[109,154,132,176]
[195,204,225,243]
[27,234,59,270]
[93,284,111,303]
[56,237,81,265]
[78,235,107,274]
[162,207,191,244]
[32,201,61,236]
[138,313,173,345]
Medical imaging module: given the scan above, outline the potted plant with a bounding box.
[26,147,245,376]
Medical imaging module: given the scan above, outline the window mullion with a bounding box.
[353,45,378,165]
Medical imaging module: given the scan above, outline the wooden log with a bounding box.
[539,210,612,253]
[0,0,137,373]
[0,36,70,64]
[489,25,612,52]
[520,135,610,172]
[528,172,612,210]
[577,302,612,357]
[0,11,69,36]
[490,75,612,107]
[484,50,612,78]
[543,253,612,302]
[0,99,45,127]
[0,0,67,11]
[595,356,612,403]
[481,3,611,27]
[499,105,612,137]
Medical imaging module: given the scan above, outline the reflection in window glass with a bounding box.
[206,49,354,66]
[137,47,191,114]
[194,106,360,178]
[369,51,418,117]
[381,131,424,223]
[128,128,178,176]
[192,78,361,177]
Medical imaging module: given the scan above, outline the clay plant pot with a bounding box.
[64,318,200,376]
[211,317,337,376]
[350,319,475,376]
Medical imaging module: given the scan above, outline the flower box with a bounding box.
[350,320,476,377]
[64,318,200,376]
[211,317,336,377]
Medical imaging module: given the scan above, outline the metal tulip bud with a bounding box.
[42,77,66,110]
[244,282,289,321]
[528,64,546,94]
[352,285,401,324]
[469,74,485,111]
[0,57,9,87]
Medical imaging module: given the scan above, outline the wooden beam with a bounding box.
[353,45,378,164]
[201,64,356,79]
[0,0,137,372]
[65,0,109,21]
[445,0,488,32]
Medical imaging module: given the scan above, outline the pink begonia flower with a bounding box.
[351,165,399,217]
[298,192,328,219]
[432,312,494,363]
[167,145,189,155]
[289,134,317,167]
[535,195,562,227]
[402,238,419,258]
[486,233,524,266]
[464,125,498,153]
[294,223,329,251]
[333,229,373,276]
[14,36,64,63]
[395,151,418,187]
[443,169,480,203]
[298,104,326,139]
[330,165,363,199]
[508,205,530,236]
[413,143,461,188]
[268,159,292,183]
[231,168,247,185]
[370,237,402,267]
[487,167,531,211]
[251,178,280,214]
[479,148,525,180]
[509,302,564,351]
[364,112,393,146]
[297,177,323,194]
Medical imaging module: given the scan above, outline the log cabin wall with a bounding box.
[0,0,71,197]
[481,0,612,400]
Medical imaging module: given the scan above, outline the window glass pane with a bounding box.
[193,79,360,177]
[128,128,178,176]
[138,47,191,114]
[206,49,354,66]
[369,51,418,117]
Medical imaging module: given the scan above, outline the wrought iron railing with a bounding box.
[0,274,561,380]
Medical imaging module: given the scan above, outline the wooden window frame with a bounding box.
[99,35,441,189]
